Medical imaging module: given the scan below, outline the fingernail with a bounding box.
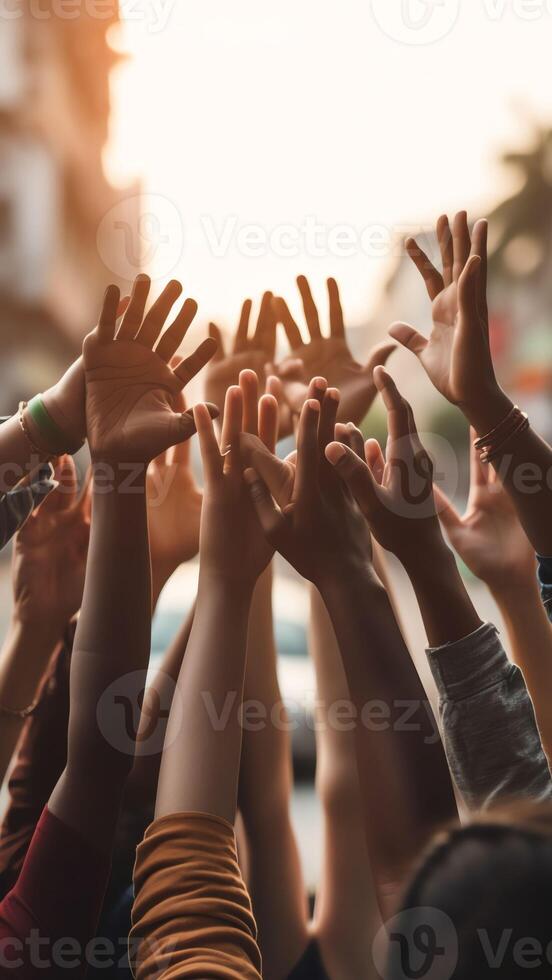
[306,399,321,412]
[326,443,347,465]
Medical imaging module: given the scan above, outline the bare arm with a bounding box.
[391,210,552,554]
[155,384,275,824]
[48,276,216,852]
[245,388,457,917]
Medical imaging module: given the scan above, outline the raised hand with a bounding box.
[205,293,276,415]
[195,371,278,588]
[325,367,442,566]
[83,276,217,464]
[242,379,373,586]
[389,212,510,428]
[12,455,90,633]
[433,432,536,595]
[271,275,395,428]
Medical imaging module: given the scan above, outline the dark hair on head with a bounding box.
[386,801,552,979]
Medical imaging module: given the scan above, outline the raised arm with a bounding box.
[0,456,88,785]
[434,435,552,760]
[48,275,216,850]
[242,387,457,915]
[326,368,552,812]
[391,211,552,554]
[131,386,276,980]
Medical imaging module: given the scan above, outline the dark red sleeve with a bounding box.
[0,625,74,898]
[0,808,111,977]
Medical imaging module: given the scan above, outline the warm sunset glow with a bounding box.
[105,1,552,328]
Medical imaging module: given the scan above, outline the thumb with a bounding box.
[388,322,427,357]
[325,442,379,516]
[172,403,220,445]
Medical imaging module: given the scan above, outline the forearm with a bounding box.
[492,578,552,760]
[403,535,482,647]
[155,572,253,825]
[318,565,457,898]
[464,387,552,555]
[125,600,196,809]
[49,467,152,847]
[0,618,60,785]
[239,564,293,830]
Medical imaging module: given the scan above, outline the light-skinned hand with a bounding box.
[83,276,217,465]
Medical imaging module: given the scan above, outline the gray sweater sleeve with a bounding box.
[426,622,552,810]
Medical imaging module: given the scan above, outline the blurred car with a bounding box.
[151,562,317,775]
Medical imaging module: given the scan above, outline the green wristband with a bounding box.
[27,395,82,456]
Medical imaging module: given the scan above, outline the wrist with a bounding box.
[198,566,256,603]
[459,384,514,437]
[91,460,147,494]
[400,532,456,583]
[317,557,381,603]
[490,573,541,612]
[8,611,62,652]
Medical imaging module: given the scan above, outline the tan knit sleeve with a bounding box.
[130,811,262,980]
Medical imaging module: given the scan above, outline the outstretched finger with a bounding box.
[239,369,259,436]
[437,215,454,287]
[373,366,412,444]
[471,219,489,323]
[258,394,279,453]
[98,285,121,343]
[234,299,252,353]
[156,298,198,362]
[253,291,276,359]
[325,442,379,516]
[327,278,345,338]
[274,297,303,350]
[364,438,385,483]
[173,337,218,388]
[405,238,444,300]
[117,274,151,340]
[452,210,471,282]
[297,275,322,340]
[318,388,340,452]
[135,280,183,349]
[295,399,321,500]
[363,340,397,377]
[208,323,225,361]
[457,255,482,340]
[194,403,223,483]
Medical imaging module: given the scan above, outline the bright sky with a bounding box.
[104,0,552,329]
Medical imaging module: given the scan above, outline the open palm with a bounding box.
[84,276,216,464]
[390,211,496,409]
[434,434,536,593]
[273,276,395,428]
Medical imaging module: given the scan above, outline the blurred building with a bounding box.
[0,2,139,410]
[369,128,552,446]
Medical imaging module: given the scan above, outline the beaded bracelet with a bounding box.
[474,405,529,463]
